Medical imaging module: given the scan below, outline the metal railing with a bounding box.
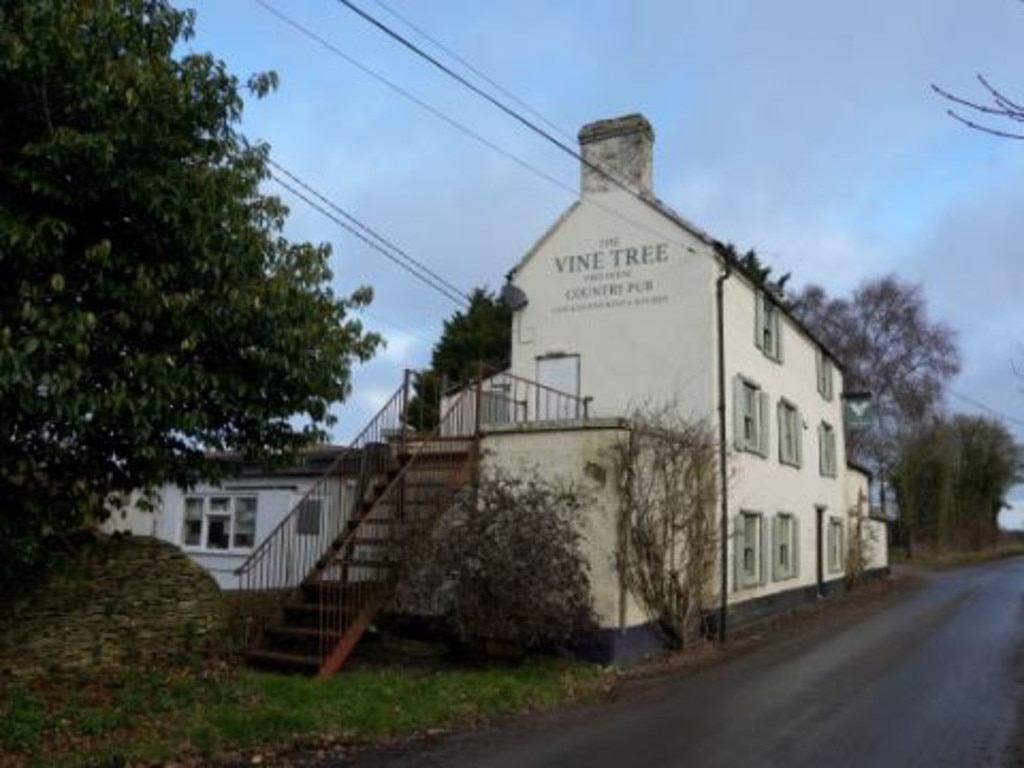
[312,386,479,675]
[235,375,414,642]
[441,368,592,436]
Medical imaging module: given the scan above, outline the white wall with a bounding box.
[479,423,647,631]
[723,273,852,601]
[509,190,717,422]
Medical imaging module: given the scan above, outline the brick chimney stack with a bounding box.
[578,114,654,197]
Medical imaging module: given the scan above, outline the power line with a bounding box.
[368,0,575,143]
[253,1,717,263]
[269,171,468,306]
[333,0,663,208]
[269,159,469,303]
[949,390,1024,430]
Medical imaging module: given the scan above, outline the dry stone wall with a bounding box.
[0,536,226,682]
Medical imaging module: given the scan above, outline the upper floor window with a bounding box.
[733,376,770,457]
[183,495,257,551]
[816,349,834,401]
[755,292,783,362]
[777,399,803,468]
[818,422,838,477]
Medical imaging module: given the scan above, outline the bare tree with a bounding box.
[932,1,1023,139]
[611,404,720,647]
[790,276,961,472]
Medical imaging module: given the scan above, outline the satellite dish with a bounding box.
[500,282,528,310]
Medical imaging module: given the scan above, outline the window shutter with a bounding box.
[759,516,769,586]
[754,293,765,350]
[792,516,800,578]
[758,391,771,457]
[775,314,784,362]
[818,423,826,475]
[771,515,782,581]
[794,409,803,467]
[733,377,746,450]
[776,401,785,463]
[733,513,745,590]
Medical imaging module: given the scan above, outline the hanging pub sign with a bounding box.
[843,392,874,431]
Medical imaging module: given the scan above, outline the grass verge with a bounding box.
[0,658,607,766]
[889,543,1024,568]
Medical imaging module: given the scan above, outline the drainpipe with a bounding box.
[716,260,732,643]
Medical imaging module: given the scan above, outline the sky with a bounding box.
[182,0,1024,525]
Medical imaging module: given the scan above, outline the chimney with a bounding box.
[578,113,654,197]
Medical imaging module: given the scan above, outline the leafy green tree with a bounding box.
[893,415,1022,553]
[407,288,511,429]
[0,0,381,586]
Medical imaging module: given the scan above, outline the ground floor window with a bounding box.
[735,511,765,589]
[183,495,258,551]
[828,517,844,573]
[773,512,798,580]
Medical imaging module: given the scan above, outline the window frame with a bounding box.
[181,494,259,552]
[772,512,799,581]
[777,398,803,468]
[818,421,837,477]
[735,510,767,590]
[733,375,771,458]
[815,349,834,401]
[827,517,845,574]
[755,292,783,362]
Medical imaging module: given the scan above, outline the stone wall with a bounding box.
[0,536,227,682]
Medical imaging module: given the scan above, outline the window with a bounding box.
[819,422,837,477]
[777,399,802,467]
[755,292,783,362]
[828,517,844,573]
[182,495,258,551]
[295,497,322,537]
[816,349,834,401]
[735,511,765,589]
[733,376,770,457]
[773,513,798,581]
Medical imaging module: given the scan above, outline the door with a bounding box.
[536,354,580,420]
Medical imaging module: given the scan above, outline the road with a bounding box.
[352,558,1024,768]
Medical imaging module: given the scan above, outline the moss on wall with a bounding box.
[0,536,226,682]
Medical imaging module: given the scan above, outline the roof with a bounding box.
[205,444,353,478]
[846,459,873,481]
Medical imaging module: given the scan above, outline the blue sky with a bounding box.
[182,0,1024,524]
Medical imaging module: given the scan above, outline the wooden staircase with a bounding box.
[234,367,590,676]
[242,438,474,675]
[235,371,479,676]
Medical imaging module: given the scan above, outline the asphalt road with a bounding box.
[352,558,1024,768]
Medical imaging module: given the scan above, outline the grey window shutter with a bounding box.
[794,408,803,467]
[771,515,781,581]
[792,516,800,578]
[758,391,771,457]
[776,401,785,463]
[775,314,784,362]
[733,513,745,590]
[818,423,826,475]
[754,293,764,350]
[733,376,746,450]
[759,515,769,586]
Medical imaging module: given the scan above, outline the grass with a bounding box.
[0,657,608,766]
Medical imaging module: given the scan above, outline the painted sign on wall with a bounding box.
[550,237,672,315]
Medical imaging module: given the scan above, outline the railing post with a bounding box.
[474,362,484,438]
[401,368,412,449]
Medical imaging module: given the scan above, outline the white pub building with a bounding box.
[486,114,887,659]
